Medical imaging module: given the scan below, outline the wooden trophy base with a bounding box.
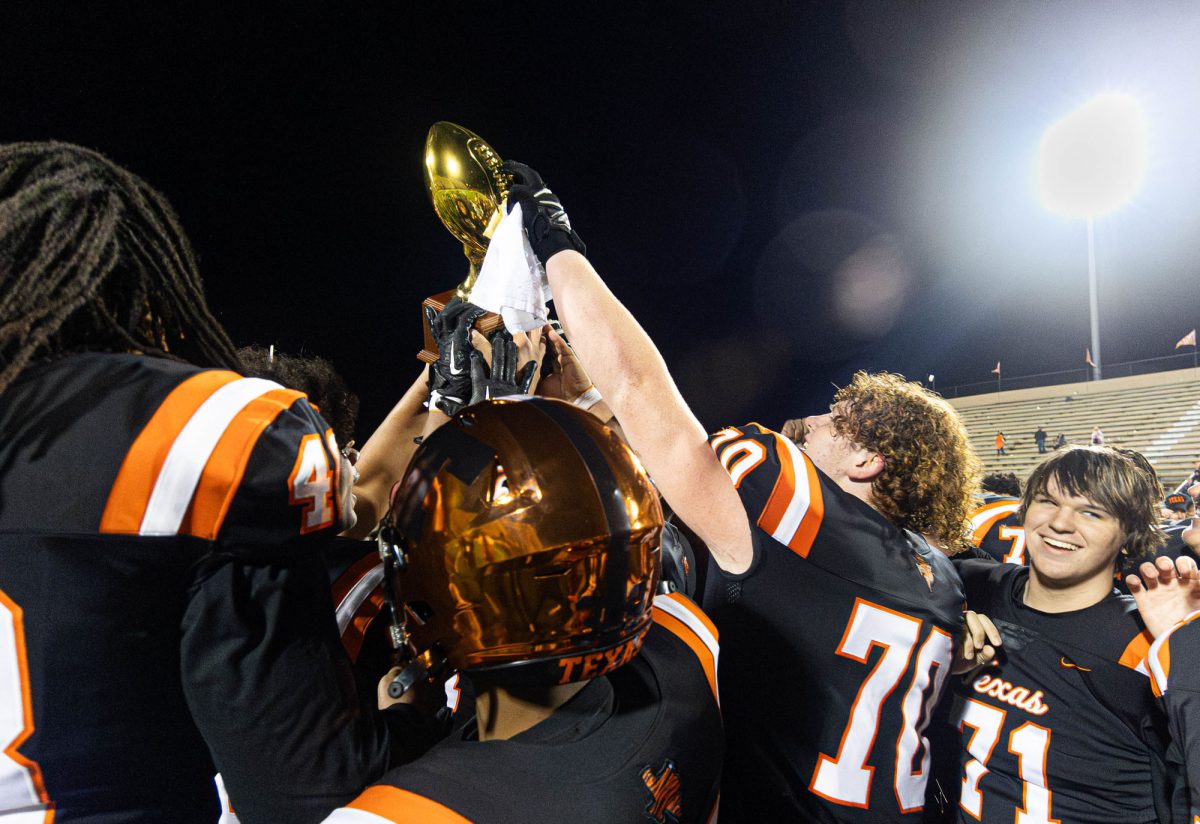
[418,289,504,363]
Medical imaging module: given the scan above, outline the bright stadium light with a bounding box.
[1037,93,1147,218]
[1036,93,1147,380]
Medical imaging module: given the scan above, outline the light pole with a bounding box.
[1037,93,1147,381]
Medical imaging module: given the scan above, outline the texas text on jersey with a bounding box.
[949,560,1162,824]
[321,593,722,824]
[0,353,388,823]
[1147,609,1200,821]
[968,494,1025,564]
[702,423,965,823]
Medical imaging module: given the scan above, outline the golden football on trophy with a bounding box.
[418,121,509,362]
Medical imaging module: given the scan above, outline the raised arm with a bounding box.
[343,365,431,538]
[505,162,752,572]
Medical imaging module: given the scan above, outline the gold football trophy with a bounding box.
[418,121,509,362]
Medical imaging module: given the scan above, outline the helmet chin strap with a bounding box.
[377,524,450,699]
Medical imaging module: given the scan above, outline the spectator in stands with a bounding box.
[1053,432,1068,449]
[1092,425,1105,445]
[1034,426,1048,454]
[995,431,1006,456]
[981,471,1021,497]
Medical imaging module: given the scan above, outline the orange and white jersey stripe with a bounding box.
[652,592,720,704]
[968,498,1021,547]
[331,554,387,664]
[709,424,824,558]
[323,786,472,823]
[1148,608,1200,697]
[100,371,308,540]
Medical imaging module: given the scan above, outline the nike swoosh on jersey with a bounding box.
[1059,656,1092,672]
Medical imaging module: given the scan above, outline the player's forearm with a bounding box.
[346,365,430,537]
[546,252,707,455]
[545,251,752,571]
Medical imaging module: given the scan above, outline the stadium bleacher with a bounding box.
[948,367,1200,491]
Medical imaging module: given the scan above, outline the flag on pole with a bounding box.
[991,361,1001,375]
[1176,329,1196,349]
[1085,348,1096,367]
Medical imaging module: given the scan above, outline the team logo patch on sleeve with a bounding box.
[641,759,682,824]
[913,552,934,590]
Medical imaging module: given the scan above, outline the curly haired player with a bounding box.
[502,159,981,823]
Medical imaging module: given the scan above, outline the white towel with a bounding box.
[469,203,551,332]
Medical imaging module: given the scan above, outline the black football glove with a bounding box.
[469,328,537,406]
[502,160,586,264]
[425,297,486,416]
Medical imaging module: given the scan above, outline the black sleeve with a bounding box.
[951,556,1007,610]
[180,549,393,824]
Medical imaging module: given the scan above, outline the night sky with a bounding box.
[4,2,1199,436]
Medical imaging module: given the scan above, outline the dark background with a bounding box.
[3,2,1199,436]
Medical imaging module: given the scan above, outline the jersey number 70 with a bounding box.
[810,598,953,812]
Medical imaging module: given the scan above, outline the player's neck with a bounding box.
[838,476,880,513]
[1022,568,1113,613]
[474,681,589,741]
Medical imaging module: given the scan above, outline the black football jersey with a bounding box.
[321,593,723,824]
[968,494,1025,564]
[1147,609,1200,820]
[949,560,1160,823]
[0,353,388,823]
[702,423,966,823]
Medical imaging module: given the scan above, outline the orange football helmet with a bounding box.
[378,398,663,690]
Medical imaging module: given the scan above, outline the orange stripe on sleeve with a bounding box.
[179,388,305,540]
[332,553,386,607]
[347,785,473,823]
[758,435,798,536]
[661,591,719,643]
[787,454,824,557]
[1151,640,1171,698]
[1118,629,1154,670]
[652,607,718,702]
[341,589,386,663]
[100,370,241,533]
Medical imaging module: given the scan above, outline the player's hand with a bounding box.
[538,324,614,422]
[425,297,486,416]
[1127,554,1200,638]
[502,160,586,264]
[952,610,1001,675]
[538,325,591,401]
[468,328,539,405]
[781,418,806,445]
[1184,516,1200,551]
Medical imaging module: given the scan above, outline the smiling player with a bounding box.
[946,446,1173,823]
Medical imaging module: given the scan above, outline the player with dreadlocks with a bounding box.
[0,141,244,392]
[0,142,421,824]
